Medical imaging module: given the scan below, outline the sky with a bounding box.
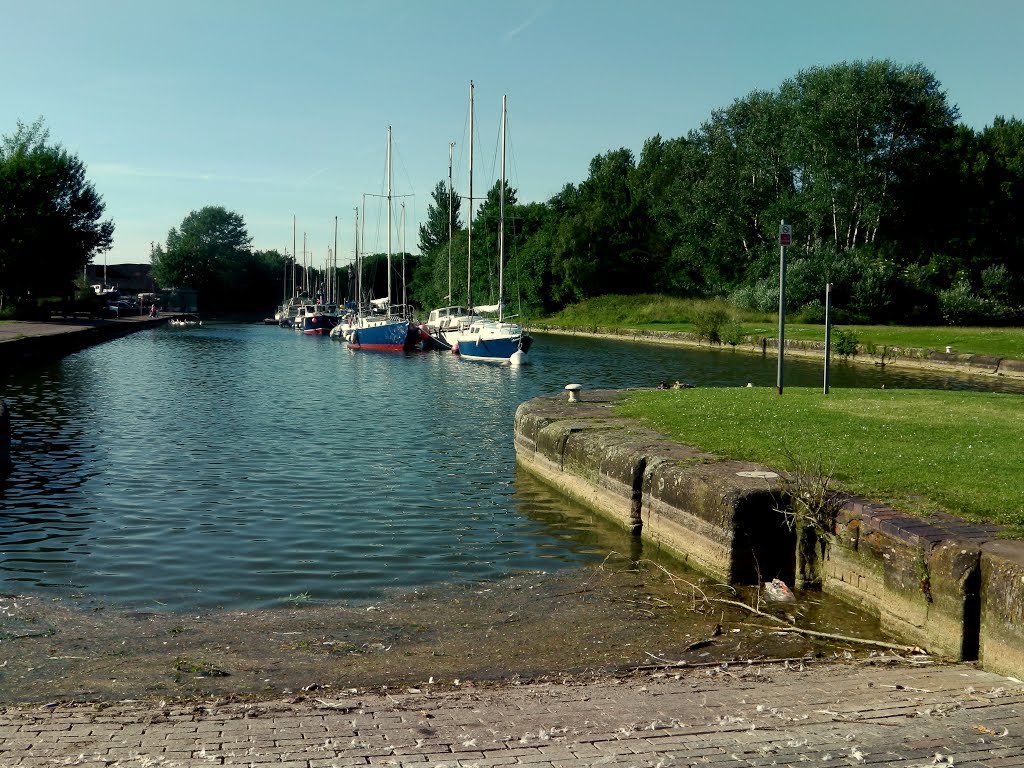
[2,0,1022,267]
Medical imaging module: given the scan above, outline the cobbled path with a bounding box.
[2,661,1022,767]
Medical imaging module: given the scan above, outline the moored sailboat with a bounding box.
[346,126,414,351]
[451,93,532,365]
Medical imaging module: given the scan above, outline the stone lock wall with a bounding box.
[514,390,795,585]
[514,390,1024,678]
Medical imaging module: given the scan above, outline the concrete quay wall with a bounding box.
[535,325,1024,381]
[0,316,165,371]
[514,390,1024,679]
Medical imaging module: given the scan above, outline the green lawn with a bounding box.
[539,294,1024,359]
[617,387,1024,531]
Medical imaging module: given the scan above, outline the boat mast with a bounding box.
[360,194,366,311]
[353,207,359,309]
[333,215,338,305]
[292,215,296,298]
[448,141,454,305]
[401,201,407,313]
[499,94,506,324]
[467,80,474,311]
[387,126,393,312]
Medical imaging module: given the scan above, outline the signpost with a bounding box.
[823,282,832,394]
[777,222,791,395]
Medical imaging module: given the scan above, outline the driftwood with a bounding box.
[711,596,927,653]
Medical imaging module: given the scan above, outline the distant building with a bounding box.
[85,264,158,296]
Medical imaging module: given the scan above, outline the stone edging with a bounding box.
[0,318,164,370]
[513,389,1024,679]
[533,325,1024,381]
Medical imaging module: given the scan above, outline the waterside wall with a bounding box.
[514,390,1024,679]
[0,317,165,372]
[534,326,1024,381]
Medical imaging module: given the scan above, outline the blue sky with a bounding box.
[2,0,1021,266]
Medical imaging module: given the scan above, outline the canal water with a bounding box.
[1,324,1019,612]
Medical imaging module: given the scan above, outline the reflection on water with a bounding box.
[1,324,1019,611]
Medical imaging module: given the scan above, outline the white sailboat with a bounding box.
[345,126,414,351]
[452,92,532,365]
[421,139,480,349]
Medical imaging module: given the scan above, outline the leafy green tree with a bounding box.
[152,206,251,306]
[780,60,957,253]
[409,178,467,311]
[0,118,114,309]
[417,180,463,255]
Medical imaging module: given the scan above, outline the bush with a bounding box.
[728,284,757,312]
[721,318,746,347]
[832,327,859,358]
[751,278,780,314]
[691,301,732,344]
[980,264,1012,304]
[795,300,826,324]
[936,277,1017,325]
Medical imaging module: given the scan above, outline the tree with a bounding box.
[152,206,252,305]
[0,117,114,309]
[417,180,463,255]
[409,179,465,310]
[780,60,957,252]
[548,148,652,302]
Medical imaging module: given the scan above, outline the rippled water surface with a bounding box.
[2,324,1018,611]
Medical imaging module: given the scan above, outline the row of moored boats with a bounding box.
[271,86,533,366]
[272,297,532,365]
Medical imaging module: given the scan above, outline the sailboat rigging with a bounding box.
[451,92,532,364]
[343,126,415,351]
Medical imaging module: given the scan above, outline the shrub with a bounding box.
[795,300,826,324]
[980,264,1012,304]
[691,301,732,344]
[721,318,746,347]
[832,327,859,358]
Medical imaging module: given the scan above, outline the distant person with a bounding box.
[149,304,156,318]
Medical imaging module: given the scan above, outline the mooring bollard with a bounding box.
[565,384,582,403]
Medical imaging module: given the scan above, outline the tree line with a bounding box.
[411,59,1024,326]
[3,59,1022,325]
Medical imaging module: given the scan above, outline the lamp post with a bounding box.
[777,221,792,395]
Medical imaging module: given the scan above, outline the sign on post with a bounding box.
[778,223,792,247]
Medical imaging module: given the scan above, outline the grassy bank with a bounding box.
[617,387,1024,532]
[540,294,1024,359]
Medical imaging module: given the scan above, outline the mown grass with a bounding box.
[540,294,1024,359]
[618,387,1024,531]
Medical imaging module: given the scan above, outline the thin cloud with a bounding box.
[300,166,329,185]
[90,163,280,186]
[502,5,546,42]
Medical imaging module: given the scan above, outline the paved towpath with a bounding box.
[0,316,160,343]
[2,661,1022,767]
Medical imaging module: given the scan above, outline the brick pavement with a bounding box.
[1,661,1022,767]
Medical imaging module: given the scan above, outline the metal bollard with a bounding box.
[564,384,582,403]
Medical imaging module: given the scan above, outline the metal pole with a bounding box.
[467,80,474,311]
[400,201,407,313]
[823,283,832,394]
[776,220,787,395]
[448,141,453,305]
